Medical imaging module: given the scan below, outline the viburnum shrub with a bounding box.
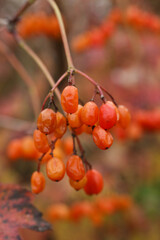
[4,0,132,196]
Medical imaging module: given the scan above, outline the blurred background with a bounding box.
[0,0,160,239]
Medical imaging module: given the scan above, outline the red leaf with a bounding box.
[0,184,51,240]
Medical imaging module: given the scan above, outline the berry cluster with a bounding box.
[72,6,160,52]
[30,82,130,195]
[17,12,61,39]
[46,195,133,226]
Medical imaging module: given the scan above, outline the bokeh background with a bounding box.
[0,0,160,239]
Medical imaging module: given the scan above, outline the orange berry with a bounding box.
[82,124,93,134]
[37,108,57,134]
[7,139,22,161]
[66,155,85,181]
[46,204,70,221]
[53,147,65,159]
[41,149,52,164]
[92,126,113,150]
[118,105,131,128]
[33,129,50,153]
[69,175,87,191]
[31,171,45,194]
[46,157,65,181]
[70,201,93,221]
[84,169,103,195]
[47,112,67,141]
[61,86,78,113]
[67,105,83,128]
[63,137,73,155]
[21,136,39,159]
[81,101,99,126]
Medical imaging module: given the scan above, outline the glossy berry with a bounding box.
[48,112,67,141]
[92,126,113,150]
[80,101,99,126]
[69,175,87,191]
[118,105,131,128]
[84,169,103,195]
[37,108,57,134]
[99,102,117,129]
[46,157,65,181]
[66,155,85,181]
[33,129,50,153]
[61,86,78,113]
[31,171,45,194]
[67,105,83,128]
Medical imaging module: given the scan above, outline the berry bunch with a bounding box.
[17,12,61,39]
[30,79,131,195]
[72,6,160,52]
[46,195,133,226]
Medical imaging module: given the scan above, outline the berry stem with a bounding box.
[16,35,61,101]
[75,69,118,106]
[41,71,68,110]
[10,0,36,23]
[46,0,74,69]
[75,135,92,170]
[0,40,41,118]
[72,133,77,155]
[37,152,46,172]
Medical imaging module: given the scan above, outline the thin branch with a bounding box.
[11,0,37,23]
[41,71,68,110]
[46,0,74,69]
[16,35,61,101]
[75,69,118,106]
[0,40,41,117]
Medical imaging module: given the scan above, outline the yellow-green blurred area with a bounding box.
[0,0,160,239]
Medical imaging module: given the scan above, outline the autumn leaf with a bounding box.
[0,184,51,240]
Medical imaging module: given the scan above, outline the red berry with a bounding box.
[81,101,99,126]
[84,169,103,195]
[99,102,117,129]
[61,86,78,113]
[31,171,45,194]
[37,108,57,134]
[92,126,113,150]
[66,155,85,181]
[46,157,65,181]
[33,129,50,153]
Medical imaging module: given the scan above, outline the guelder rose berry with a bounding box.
[84,169,103,195]
[61,86,78,113]
[99,102,117,130]
[80,101,99,126]
[92,126,113,150]
[37,108,57,134]
[66,155,85,181]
